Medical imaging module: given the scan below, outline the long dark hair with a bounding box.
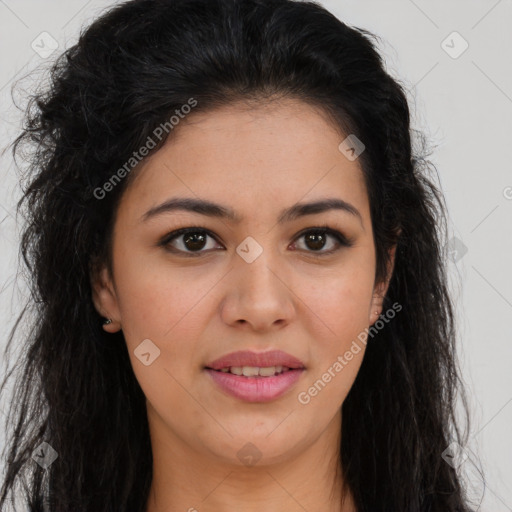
[1,0,475,510]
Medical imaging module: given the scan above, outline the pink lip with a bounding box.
[205,349,305,370]
[205,368,305,402]
[204,349,306,403]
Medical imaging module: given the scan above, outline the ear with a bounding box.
[90,263,122,333]
[369,243,397,325]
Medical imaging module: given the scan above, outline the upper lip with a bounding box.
[205,350,305,370]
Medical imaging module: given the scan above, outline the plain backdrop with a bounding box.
[0,1,511,510]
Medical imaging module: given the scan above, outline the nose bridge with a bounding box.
[235,234,282,295]
[221,233,294,328]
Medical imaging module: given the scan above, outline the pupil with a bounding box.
[184,232,206,251]
[305,232,326,250]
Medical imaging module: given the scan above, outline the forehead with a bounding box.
[119,99,370,225]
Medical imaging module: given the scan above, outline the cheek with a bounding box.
[294,261,374,402]
[113,245,219,342]
[298,257,375,340]
[112,260,207,422]
[313,281,371,329]
[111,250,231,403]
[296,284,369,414]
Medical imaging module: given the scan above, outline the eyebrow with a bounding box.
[141,196,363,227]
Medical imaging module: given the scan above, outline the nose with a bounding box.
[220,246,295,332]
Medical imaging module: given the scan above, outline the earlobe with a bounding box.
[370,284,387,325]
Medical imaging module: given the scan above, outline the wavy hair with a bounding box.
[0,0,474,510]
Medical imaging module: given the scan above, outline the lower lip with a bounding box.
[205,368,305,402]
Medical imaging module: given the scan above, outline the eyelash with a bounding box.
[158,224,355,257]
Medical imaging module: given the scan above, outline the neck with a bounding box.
[144,408,356,512]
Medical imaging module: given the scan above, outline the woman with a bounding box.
[0,0,475,510]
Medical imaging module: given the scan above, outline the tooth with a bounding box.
[222,366,289,377]
[242,366,260,377]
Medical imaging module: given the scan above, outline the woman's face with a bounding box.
[93,99,394,468]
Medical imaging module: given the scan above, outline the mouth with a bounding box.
[204,350,306,403]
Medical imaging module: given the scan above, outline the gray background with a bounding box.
[0,1,511,510]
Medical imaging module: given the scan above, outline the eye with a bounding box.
[158,225,354,257]
[159,227,223,256]
[291,226,354,255]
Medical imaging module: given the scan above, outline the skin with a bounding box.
[92,98,396,512]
